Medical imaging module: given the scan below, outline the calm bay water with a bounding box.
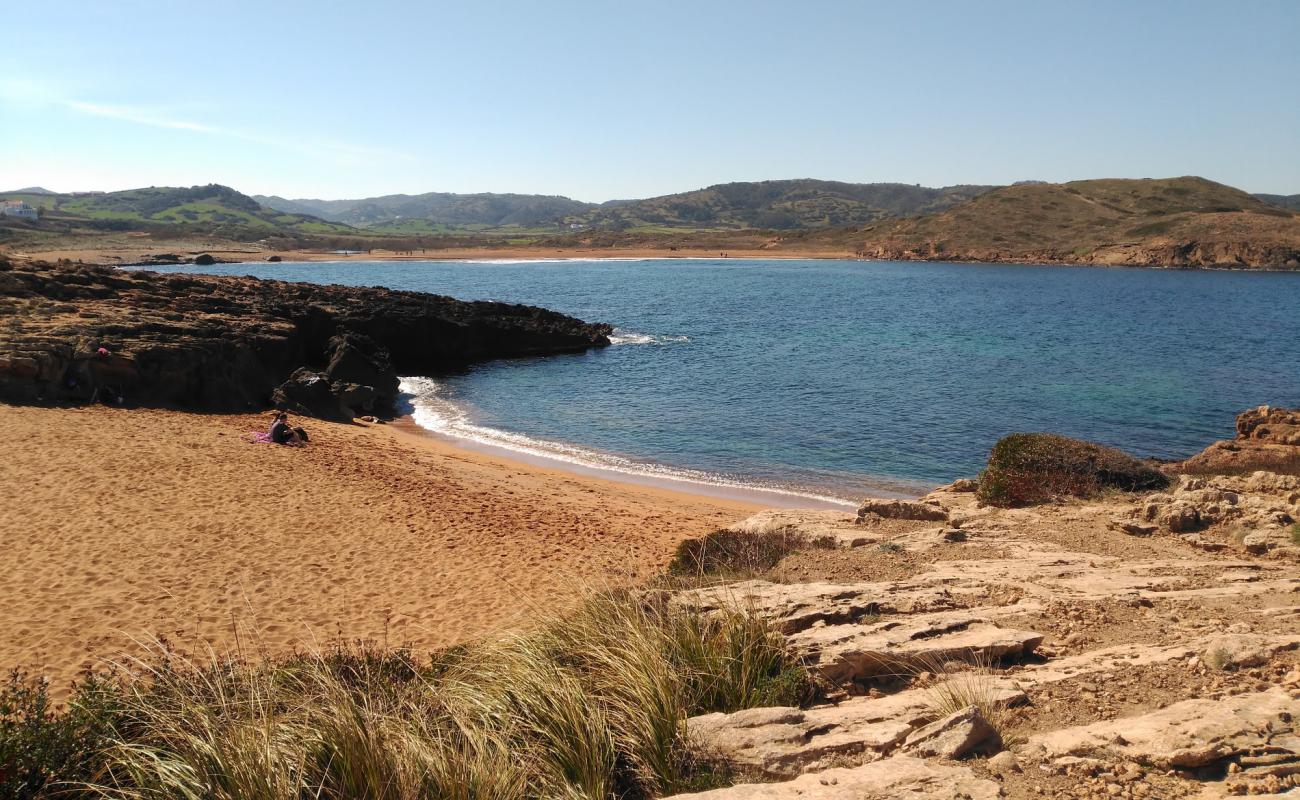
[171,259,1300,502]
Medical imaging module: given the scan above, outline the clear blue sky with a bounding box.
[3,0,1297,200]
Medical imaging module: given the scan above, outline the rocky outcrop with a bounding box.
[663,755,1002,799]
[1177,405,1300,475]
[856,499,948,523]
[1129,472,1299,555]
[1026,688,1300,770]
[0,261,611,418]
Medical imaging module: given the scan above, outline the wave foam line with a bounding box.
[608,329,692,346]
[398,376,858,508]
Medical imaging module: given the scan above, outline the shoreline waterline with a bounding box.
[396,377,905,509]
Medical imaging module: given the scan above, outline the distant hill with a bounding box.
[570,180,998,230]
[1,184,356,237]
[817,176,1300,268]
[1255,193,1300,212]
[256,180,999,233]
[254,192,596,232]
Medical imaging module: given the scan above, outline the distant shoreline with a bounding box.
[11,244,1300,272]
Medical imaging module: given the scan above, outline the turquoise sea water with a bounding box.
[168,259,1300,503]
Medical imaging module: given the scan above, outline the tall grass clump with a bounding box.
[1,590,810,800]
[977,433,1170,507]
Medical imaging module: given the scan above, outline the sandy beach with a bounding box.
[0,404,759,691]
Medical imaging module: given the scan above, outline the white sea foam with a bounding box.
[398,376,858,508]
[608,329,692,346]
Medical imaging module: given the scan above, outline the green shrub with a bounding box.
[0,669,122,799]
[977,433,1170,507]
[667,527,832,577]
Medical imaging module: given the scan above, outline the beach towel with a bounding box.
[250,431,273,443]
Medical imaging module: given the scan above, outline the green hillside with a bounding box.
[1,185,357,237]
[1256,193,1300,212]
[254,192,595,230]
[569,180,997,230]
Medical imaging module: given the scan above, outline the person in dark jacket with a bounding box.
[269,412,307,445]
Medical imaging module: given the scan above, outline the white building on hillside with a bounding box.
[0,200,38,220]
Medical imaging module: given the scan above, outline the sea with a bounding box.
[160,258,1300,506]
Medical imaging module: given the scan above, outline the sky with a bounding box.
[3,0,1298,201]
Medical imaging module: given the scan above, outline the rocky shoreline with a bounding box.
[0,259,611,420]
[655,407,1300,798]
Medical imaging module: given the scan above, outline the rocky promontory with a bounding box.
[0,260,611,419]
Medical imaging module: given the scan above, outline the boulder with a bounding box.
[324,333,398,401]
[901,705,999,759]
[266,255,282,262]
[273,369,351,421]
[193,253,217,266]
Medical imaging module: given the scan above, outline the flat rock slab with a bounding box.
[788,611,1045,684]
[727,510,880,548]
[662,755,1001,799]
[1027,687,1300,769]
[688,684,1025,778]
[673,580,968,634]
[1007,634,1300,687]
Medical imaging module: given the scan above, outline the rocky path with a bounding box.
[663,456,1300,799]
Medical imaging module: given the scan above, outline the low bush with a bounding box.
[667,527,833,578]
[0,591,810,800]
[0,669,121,799]
[977,433,1170,507]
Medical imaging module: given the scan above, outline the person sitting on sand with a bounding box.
[269,411,307,446]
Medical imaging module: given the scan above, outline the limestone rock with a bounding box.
[672,580,963,635]
[1027,687,1300,769]
[1199,633,1300,670]
[856,499,948,523]
[661,755,1002,799]
[901,705,998,759]
[789,611,1044,684]
[686,685,1025,778]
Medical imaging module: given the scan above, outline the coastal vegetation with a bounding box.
[976,432,1171,507]
[0,590,811,800]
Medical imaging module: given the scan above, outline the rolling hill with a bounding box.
[819,176,1300,268]
[1,185,356,237]
[570,179,997,230]
[253,192,595,232]
[1256,193,1300,212]
[256,180,999,233]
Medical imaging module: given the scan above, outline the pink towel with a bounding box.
[250,432,273,443]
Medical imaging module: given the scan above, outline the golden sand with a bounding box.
[0,405,758,689]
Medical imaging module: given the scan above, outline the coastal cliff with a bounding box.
[0,260,611,418]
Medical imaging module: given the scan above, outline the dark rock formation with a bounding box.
[0,261,611,419]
